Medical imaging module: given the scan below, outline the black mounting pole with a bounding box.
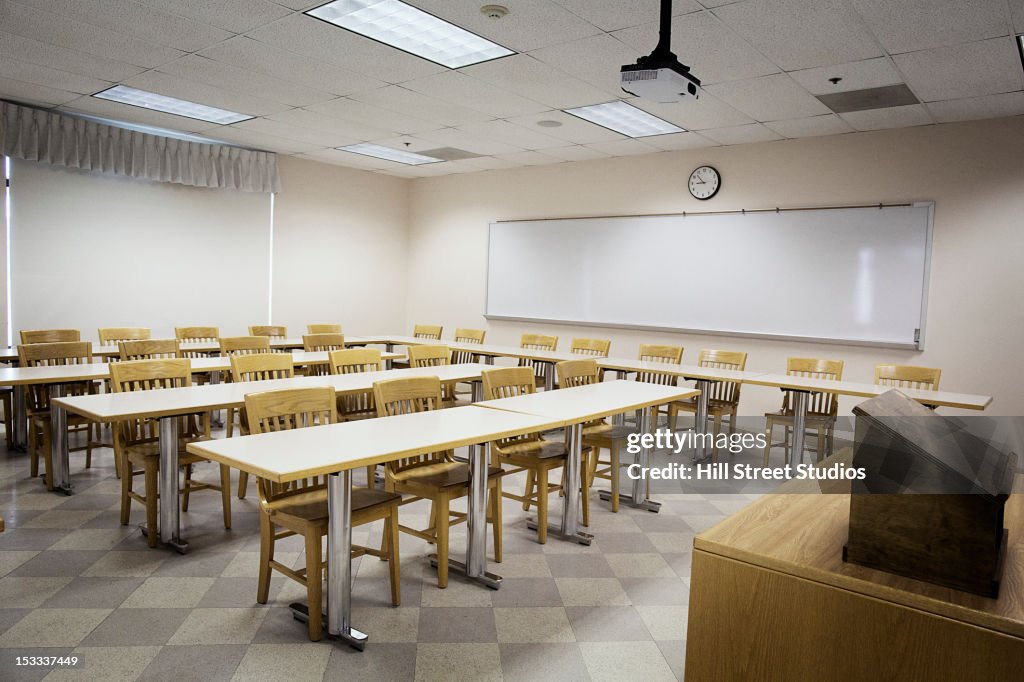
[654,0,674,57]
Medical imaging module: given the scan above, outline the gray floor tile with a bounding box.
[490,578,563,607]
[565,606,653,642]
[657,639,687,681]
[41,577,143,609]
[594,533,659,553]
[137,644,247,681]
[10,551,108,578]
[81,608,192,646]
[325,642,417,681]
[499,643,590,682]
[0,648,75,682]
[152,551,236,578]
[619,578,690,606]
[0,529,69,551]
[417,607,497,643]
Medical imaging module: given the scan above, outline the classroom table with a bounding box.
[187,405,562,649]
[53,363,495,553]
[743,374,993,464]
[89,336,382,358]
[477,380,700,531]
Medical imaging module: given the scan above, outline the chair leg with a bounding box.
[220,464,232,529]
[237,471,249,499]
[521,469,535,511]
[225,408,234,438]
[816,426,826,463]
[181,464,192,512]
[386,507,401,606]
[783,425,791,465]
[669,404,678,431]
[257,512,274,604]
[763,419,774,467]
[143,461,158,548]
[610,445,620,512]
[491,479,502,563]
[42,428,54,492]
[304,528,323,641]
[580,449,591,528]
[436,493,450,588]
[536,466,549,544]
[712,413,722,462]
[119,456,133,526]
[365,465,375,490]
[29,420,39,479]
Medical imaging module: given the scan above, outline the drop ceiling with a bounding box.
[1,0,1022,178]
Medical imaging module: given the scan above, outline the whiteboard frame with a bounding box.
[484,201,935,351]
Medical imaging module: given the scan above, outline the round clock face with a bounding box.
[688,165,721,200]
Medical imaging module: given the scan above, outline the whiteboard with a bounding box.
[485,204,933,349]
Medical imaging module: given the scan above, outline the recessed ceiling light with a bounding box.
[563,101,684,138]
[480,5,508,19]
[306,0,514,69]
[92,85,253,124]
[337,142,443,165]
[536,120,562,128]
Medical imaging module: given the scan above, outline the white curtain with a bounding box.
[0,100,280,193]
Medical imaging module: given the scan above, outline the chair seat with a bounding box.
[392,461,503,489]
[496,438,566,460]
[124,434,212,466]
[585,424,636,447]
[764,410,836,423]
[268,487,401,523]
[673,396,737,412]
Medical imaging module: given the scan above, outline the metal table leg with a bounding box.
[12,385,27,451]
[691,379,712,463]
[528,422,593,545]
[789,391,809,466]
[543,362,555,391]
[209,371,223,428]
[482,355,495,365]
[48,385,72,494]
[612,372,625,426]
[157,416,188,553]
[326,470,367,649]
[600,406,661,513]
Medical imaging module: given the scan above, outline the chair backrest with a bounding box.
[875,364,941,391]
[408,344,451,368]
[119,339,181,361]
[220,336,272,356]
[784,357,844,415]
[373,376,450,474]
[519,333,558,377]
[20,329,80,344]
[98,327,151,345]
[302,333,346,352]
[18,341,93,410]
[570,338,611,357]
[636,344,683,385]
[307,324,342,334]
[698,350,747,404]
[230,353,295,383]
[328,349,382,417]
[108,358,199,443]
[243,387,337,502]
[249,325,287,338]
[412,324,443,340]
[452,328,485,364]
[555,358,600,388]
[175,327,220,342]
[481,367,545,449]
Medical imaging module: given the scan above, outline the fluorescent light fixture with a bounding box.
[563,100,684,138]
[337,142,443,165]
[93,85,253,124]
[305,0,513,69]
[1018,34,1024,72]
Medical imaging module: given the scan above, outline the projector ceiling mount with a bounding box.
[620,0,701,103]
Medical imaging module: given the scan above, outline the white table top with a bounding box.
[597,357,764,383]
[186,405,562,483]
[53,363,494,421]
[477,379,700,423]
[90,337,381,357]
[744,373,992,411]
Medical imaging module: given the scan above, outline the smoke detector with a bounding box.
[480,5,508,19]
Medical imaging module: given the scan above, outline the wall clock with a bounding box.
[688,165,721,200]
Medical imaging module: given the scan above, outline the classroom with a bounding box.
[0,1,1022,680]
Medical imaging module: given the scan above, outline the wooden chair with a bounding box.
[412,324,443,340]
[307,324,342,334]
[0,385,11,451]
[481,367,567,543]
[230,353,295,499]
[668,350,747,460]
[451,328,486,398]
[519,333,558,389]
[570,338,611,357]
[637,344,684,426]
[175,327,220,357]
[875,364,941,391]
[249,325,287,338]
[119,339,181,361]
[763,358,844,466]
[220,337,272,438]
[98,327,151,345]
[408,345,464,407]
[109,359,230,546]
[302,334,346,377]
[245,386,401,640]
[17,342,98,489]
[329,348,385,487]
[373,376,503,588]
[20,329,80,344]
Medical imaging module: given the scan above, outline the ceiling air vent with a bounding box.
[816,84,920,114]
[418,147,483,161]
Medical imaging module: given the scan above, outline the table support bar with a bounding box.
[158,416,188,553]
[48,385,72,494]
[327,470,367,650]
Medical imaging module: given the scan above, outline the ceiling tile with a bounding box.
[121,70,293,117]
[764,113,854,138]
[406,0,602,52]
[552,0,702,31]
[641,131,720,150]
[245,13,446,84]
[461,54,615,109]
[269,0,320,10]
[14,0,232,52]
[139,0,292,34]
[584,138,659,156]
[788,57,903,95]
[612,11,780,84]
[156,55,337,108]
[305,97,443,135]
[1012,0,1024,33]
[198,36,386,98]
[298,148,400,171]
[529,33,646,97]
[59,94,220,132]
[541,145,612,161]
[265,107,394,141]
[459,155,523,170]
[0,76,80,107]
[504,110,625,144]
[704,73,831,121]
[894,38,1024,102]
[849,0,1009,54]
[0,30,144,82]
[699,123,783,144]
[455,119,568,150]
[494,150,565,166]
[400,127,525,155]
[714,0,883,71]
[231,117,361,147]
[351,85,494,127]
[927,91,1024,123]
[839,103,933,130]
[401,71,549,118]
[0,58,112,95]
[632,94,754,130]
[203,126,324,154]
[0,0,185,68]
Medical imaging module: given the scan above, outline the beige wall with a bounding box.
[272,155,409,336]
[406,116,1024,417]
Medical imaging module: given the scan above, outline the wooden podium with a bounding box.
[684,451,1024,681]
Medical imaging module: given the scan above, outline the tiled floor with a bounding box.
[0,429,763,681]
